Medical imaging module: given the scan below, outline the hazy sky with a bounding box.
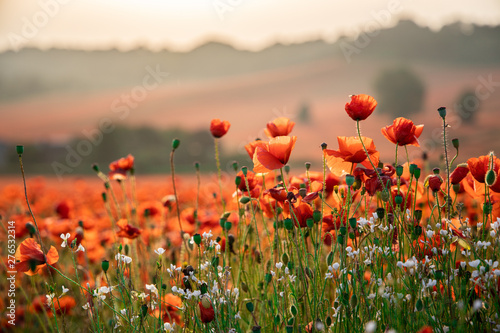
[1,0,499,52]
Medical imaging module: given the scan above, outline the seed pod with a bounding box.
[486,169,497,187]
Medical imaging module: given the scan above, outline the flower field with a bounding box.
[2,95,500,333]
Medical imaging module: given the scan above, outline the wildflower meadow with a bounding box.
[2,95,500,333]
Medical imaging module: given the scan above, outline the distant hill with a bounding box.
[1,20,499,102]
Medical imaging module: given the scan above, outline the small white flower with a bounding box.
[60,233,71,247]
[332,263,340,271]
[235,312,241,320]
[325,272,334,279]
[365,321,377,333]
[473,299,483,312]
[115,253,132,264]
[163,322,174,332]
[275,262,283,270]
[289,275,297,283]
[82,302,90,310]
[61,285,69,295]
[46,293,55,305]
[146,284,159,296]
[155,247,166,256]
[76,244,85,252]
[469,260,481,268]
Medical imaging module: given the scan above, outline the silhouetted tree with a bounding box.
[373,67,425,117]
[454,90,480,124]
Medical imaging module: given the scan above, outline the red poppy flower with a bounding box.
[381,117,424,147]
[245,140,267,160]
[253,136,297,173]
[467,154,500,192]
[109,154,135,180]
[345,94,377,121]
[116,219,141,239]
[450,164,469,185]
[291,202,314,228]
[199,297,215,323]
[210,119,231,138]
[324,136,379,176]
[265,186,288,202]
[15,238,59,276]
[265,117,295,138]
[417,326,433,333]
[427,175,444,192]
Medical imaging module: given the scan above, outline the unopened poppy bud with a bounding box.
[284,218,294,231]
[349,232,356,239]
[101,192,107,202]
[452,138,459,149]
[414,167,421,180]
[101,260,109,272]
[350,294,358,308]
[284,165,290,174]
[306,218,314,228]
[376,207,385,220]
[193,233,202,245]
[219,218,226,228]
[299,188,307,198]
[140,304,148,318]
[265,273,272,284]
[422,152,428,161]
[349,217,357,229]
[486,169,497,187]
[232,161,238,172]
[381,189,390,202]
[281,252,289,264]
[224,221,232,231]
[235,176,242,187]
[433,168,440,175]
[239,196,251,204]
[25,222,36,235]
[409,164,417,175]
[92,164,100,172]
[337,235,344,245]
[453,183,461,193]
[414,210,423,222]
[339,226,347,236]
[396,165,403,177]
[334,185,339,194]
[345,174,355,186]
[194,162,200,171]
[437,106,447,119]
[313,210,322,223]
[321,142,327,150]
[241,166,248,176]
[395,195,403,205]
[16,145,24,155]
[172,138,180,150]
[305,162,311,170]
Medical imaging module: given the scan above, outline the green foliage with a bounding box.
[373,67,425,117]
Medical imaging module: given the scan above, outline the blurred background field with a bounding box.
[1,2,500,176]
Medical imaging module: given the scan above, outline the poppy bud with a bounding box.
[414,210,422,222]
[396,165,403,177]
[232,161,238,172]
[452,183,461,194]
[194,162,200,171]
[25,222,36,235]
[313,210,322,223]
[414,167,421,180]
[437,106,447,119]
[409,164,418,175]
[282,252,289,265]
[172,138,180,150]
[305,162,311,170]
[284,218,294,231]
[246,302,255,313]
[16,145,24,155]
[101,192,107,202]
[433,168,440,175]
[92,164,100,172]
[239,196,251,204]
[345,174,355,186]
[486,169,497,187]
[349,217,357,229]
[376,207,385,220]
[339,226,347,236]
[193,233,202,245]
[337,235,344,245]
[395,195,403,205]
[452,138,459,150]
[101,260,109,272]
[284,165,290,174]
[241,166,248,176]
[224,221,232,231]
[321,143,327,150]
[199,297,215,323]
[428,175,443,192]
[306,218,314,228]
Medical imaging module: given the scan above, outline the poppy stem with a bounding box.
[214,138,226,212]
[442,116,451,222]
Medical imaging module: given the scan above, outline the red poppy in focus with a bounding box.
[109,154,135,180]
[245,140,268,159]
[253,136,297,173]
[210,119,231,138]
[265,117,295,138]
[324,136,379,176]
[450,163,469,185]
[265,186,288,202]
[467,154,500,192]
[199,297,215,323]
[345,94,377,121]
[381,117,424,147]
[116,219,142,239]
[16,238,59,276]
